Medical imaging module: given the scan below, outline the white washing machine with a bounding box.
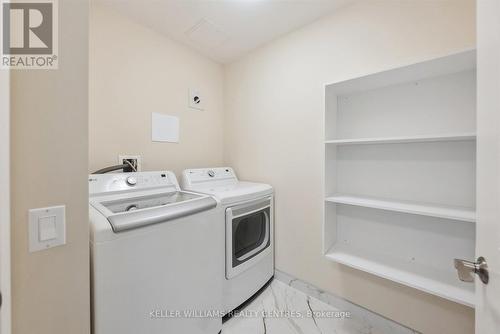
[89,171,223,334]
[181,167,274,313]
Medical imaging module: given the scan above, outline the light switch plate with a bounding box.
[29,205,66,252]
[189,88,203,110]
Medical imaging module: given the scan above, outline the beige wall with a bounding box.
[224,1,476,333]
[89,4,225,176]
[1,62,11,334]
[10,1,90,334]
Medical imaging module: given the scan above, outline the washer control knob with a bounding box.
[126,176,137,186]
[208,170,215,178]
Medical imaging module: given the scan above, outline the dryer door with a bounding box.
[226,197,273,279]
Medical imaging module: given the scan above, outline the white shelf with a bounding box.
[325,195,475,223]
[325,244,475,307]
[325,133,476,145]
[323,51,477,308]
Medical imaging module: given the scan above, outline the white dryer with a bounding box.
[181,167,274,313]
[89,171,223,334]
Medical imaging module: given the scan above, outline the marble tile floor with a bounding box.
[221,279,417,334]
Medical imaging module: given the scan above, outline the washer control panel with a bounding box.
[89,171,179,195]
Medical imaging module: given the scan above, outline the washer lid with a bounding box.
[91,191,217,232]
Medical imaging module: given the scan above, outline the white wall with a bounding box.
[10,1,90,334]
[224,1,476,333]
[89,4,225,176]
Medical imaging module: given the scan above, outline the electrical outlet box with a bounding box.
[118,155,142,172]
[189,88,203,110]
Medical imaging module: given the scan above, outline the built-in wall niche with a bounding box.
[323,50,476,307]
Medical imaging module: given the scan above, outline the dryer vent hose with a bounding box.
[92,160,137,174]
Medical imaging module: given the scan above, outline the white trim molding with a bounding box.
[0,69,11,334]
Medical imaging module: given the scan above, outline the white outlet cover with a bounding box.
[152,112,180,143]
[189,88,203,110]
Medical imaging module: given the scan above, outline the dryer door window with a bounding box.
[233,208,270,264]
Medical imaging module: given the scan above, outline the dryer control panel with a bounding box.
[182,167,237,188]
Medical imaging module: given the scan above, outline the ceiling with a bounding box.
[95,0,354,64]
